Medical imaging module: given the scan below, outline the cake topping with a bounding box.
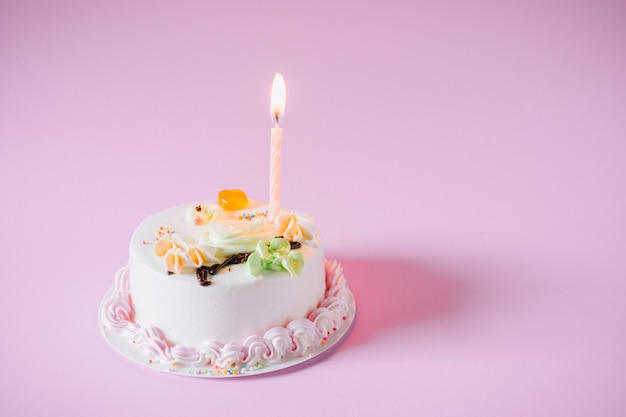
[197,252,251,277]
[185,204,222,226]
[156,226,175,241]
[200,218,275,256]
[154,238,177,257]
[154,239,218,275]
[187,246,213,267]
[238,210,268,221]
[151,199,312,278]
[196,266,213,286]
[164,247,186,274]
[195,240,301,285]
[218,189,249,211]
[273,211,316,243]
[247,237,304,277]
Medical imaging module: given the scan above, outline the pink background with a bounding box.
[1,0,625,415]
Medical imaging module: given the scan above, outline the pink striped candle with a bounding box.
[269,73,286,223]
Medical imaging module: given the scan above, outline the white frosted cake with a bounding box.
[101,190,353,376]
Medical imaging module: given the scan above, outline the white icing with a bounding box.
[201,217,275,256]
[102,259,353,372]
[127,201,325,347]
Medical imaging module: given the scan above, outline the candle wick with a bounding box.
[274,112,280,126]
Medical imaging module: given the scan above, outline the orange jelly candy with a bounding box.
[218,189,249,211]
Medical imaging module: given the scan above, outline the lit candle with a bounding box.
[269,73,286,223]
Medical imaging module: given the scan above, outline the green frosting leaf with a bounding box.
[246,238,304,277]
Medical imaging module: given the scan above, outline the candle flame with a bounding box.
[270,73,286,121]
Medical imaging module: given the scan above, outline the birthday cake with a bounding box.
[101,190,354,376]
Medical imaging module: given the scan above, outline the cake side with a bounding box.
[102,259,353,375]
[128,200,326,347]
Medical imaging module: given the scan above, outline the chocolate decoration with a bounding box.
[194,239,301,286]
[195,205,202,212]
[207,252,250,275]
[275,236,301,250]
[196,266,213,286]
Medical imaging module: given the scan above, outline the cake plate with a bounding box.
[99,286,356,378]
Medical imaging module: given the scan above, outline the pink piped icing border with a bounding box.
[102,260,353,375]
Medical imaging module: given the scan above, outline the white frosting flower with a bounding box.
[273,211,316,243]
[154,238,217,274]
[164,246,187,274]
[186,244,218,267]
[200,217,275,256]
[185,204,223,226]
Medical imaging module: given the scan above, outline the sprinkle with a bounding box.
[238,211,268,221]
[155,226,175,241]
